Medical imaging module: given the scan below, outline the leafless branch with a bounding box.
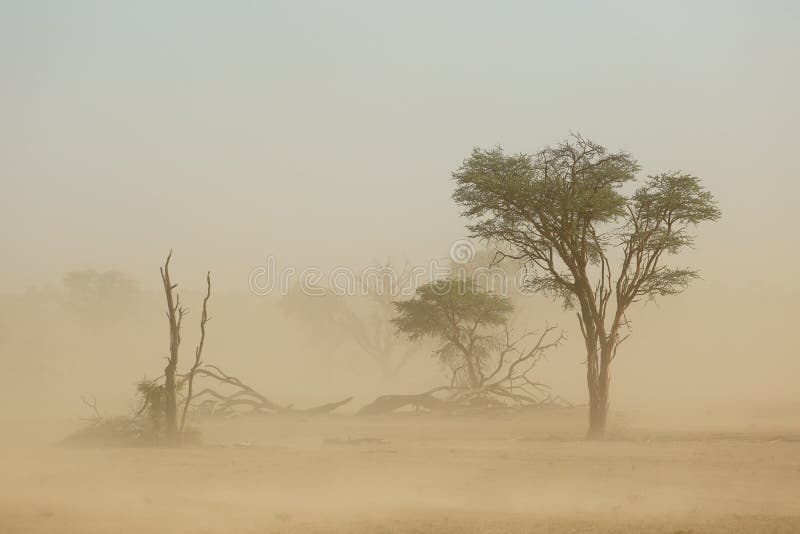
[179,271,211,437]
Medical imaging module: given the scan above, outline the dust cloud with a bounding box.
[2,1,799,533]
[0,263,798,533]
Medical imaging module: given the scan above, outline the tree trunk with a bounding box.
[587,386,608,439]
[586,347,612,440]
[463,353,480,389]
[160,251,182,444]
[164,360,178,440]
[163,301,180,442]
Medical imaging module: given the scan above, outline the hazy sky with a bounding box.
[1,1,798,293]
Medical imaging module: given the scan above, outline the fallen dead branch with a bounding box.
[166,364,352,417]
[357,388,451,415]
[358,387,573,415]
[298,396,355,415]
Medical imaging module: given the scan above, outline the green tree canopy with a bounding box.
[452,134,720,438]
[392,278,513,389]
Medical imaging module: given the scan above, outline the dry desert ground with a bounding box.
[1,406,799,533]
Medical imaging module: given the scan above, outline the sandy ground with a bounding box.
[1,407,799,533]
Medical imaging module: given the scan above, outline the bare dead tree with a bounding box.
[179,271,211,439]
[80,394,102,422]
[75,252,350,446]
[135,252,350,437]
[160,250,186,442]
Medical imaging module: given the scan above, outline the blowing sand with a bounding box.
[1,406,798,533]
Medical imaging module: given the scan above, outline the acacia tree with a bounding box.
[394,278,513,389]
[390,278,562,407]
[452,134,720,439]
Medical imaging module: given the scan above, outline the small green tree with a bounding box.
[393,279,512,389]
[452,134,720,438]
[392,278,562,407]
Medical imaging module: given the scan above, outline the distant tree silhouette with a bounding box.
[63,269,141,321]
